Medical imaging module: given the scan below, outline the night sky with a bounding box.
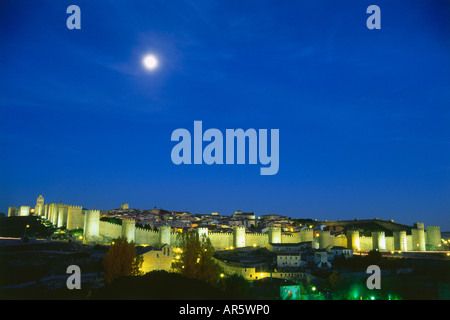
[1,1,449,230]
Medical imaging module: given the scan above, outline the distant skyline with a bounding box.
[1,1,449,231]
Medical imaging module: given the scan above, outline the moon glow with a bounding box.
[143,54,158,70]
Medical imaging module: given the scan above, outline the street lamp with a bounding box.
[24,224,30,238]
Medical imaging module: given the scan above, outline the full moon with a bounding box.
[143,54,158,70]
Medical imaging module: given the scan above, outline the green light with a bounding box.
[371,296,375,300]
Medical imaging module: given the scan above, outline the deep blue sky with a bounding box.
[1,1,449,230]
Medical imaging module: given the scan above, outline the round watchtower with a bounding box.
[57,206,68,228]
[233,226,246,248]
[412,228,426,251]
[268,227,281,244]
[318,230,330,249]
[393,230,407,251]
[371,231,386,251]
[84,210,100,242]
[426,226,441,248]
[346,230,360,250]
[122,219,136,243]
[159,225,171,246]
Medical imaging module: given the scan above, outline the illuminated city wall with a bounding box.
[86,217,431,253]
[98,220,122,240]
[57,206,68,228]
[282,233,301,244]
[412,228,426,251]
[11,196,443,252]
[66,206,84,230]
[10,195,440,253]
[359,236,373,251]
[300,229,314,242]
[246,232,270,247]
[385,236,394,251]
[268,227,281,244]
[426,226,441,248]
[121,219,136,243]
[84,209,100,241]
[331,235,347,248]
[208,232,233,249]
[135,227,159,245]
[318,230,331,249]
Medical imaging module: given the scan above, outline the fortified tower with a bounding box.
[412,223,426,251]
[318,230,331,249]
[268,227,281,244]
[393,230,407,251]
[50,203,59,226]
[426,226,441,248]
[84,209,100,242]
[346,230,360,250]
[372,231,386,251]
[159,225,171,246]
[57,205,68,228]
[233,226,246,248]
[121,219,136,243]
[43,204,49,220]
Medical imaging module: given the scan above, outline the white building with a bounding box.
[330,246,353,259]
[277,253,303,268]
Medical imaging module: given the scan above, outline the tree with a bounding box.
[218,274,252,299]
[366,250,383,265]
[327,271,340,297]
[176,232,222,286]
[102,237,143,285]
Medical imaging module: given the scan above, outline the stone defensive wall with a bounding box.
[245,232,269,247]
[330,234,347,248]
[281,233,301,244]
[67,207,84,230]
[135,227,159,246]
[208,232,233,249]
[99,220,122,240]
[19,197,442,252]
[170,231,179,246]
[78,214,441,253]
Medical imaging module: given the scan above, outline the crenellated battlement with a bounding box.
[281,234,296,238]
[101,220,121,227]
[77,212,443,253]
[209,232,232,236]
[135,227,158,234]
[247,232,267,237]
